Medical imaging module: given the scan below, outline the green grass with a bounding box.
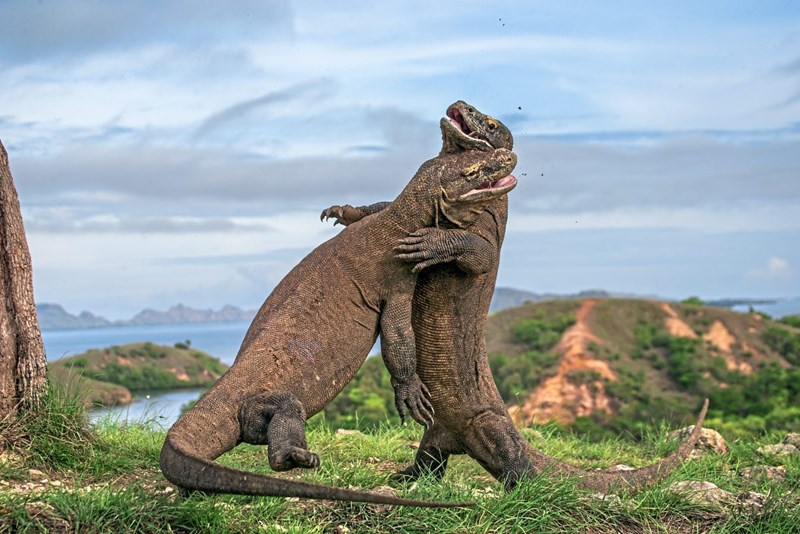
[2,388,799,533]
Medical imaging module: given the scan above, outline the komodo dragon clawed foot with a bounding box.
[319,204,364,226]
[390,374,435,428]
[389,424,459,486]
[239,391,321,472]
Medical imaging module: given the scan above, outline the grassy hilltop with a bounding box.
[48,342,228,407]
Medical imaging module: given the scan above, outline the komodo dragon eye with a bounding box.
[461,162,482,178]
[487,118,498,130]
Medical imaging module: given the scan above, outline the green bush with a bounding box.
[763,326,800,365]
[779,315,800,329]
[513,313,575,351]
[68,357,88,369]
[490,350,560,402]
[84,362,181,391]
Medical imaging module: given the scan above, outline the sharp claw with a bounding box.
[333,220,339,226]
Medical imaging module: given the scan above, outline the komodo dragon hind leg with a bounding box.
[389,423,462,485]
[239,392,321,472]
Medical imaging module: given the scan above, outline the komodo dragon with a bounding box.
[322,100,709,494]
[160,145,518,507]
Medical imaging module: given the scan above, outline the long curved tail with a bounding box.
[159,435,474,508]
[524,399,709,493]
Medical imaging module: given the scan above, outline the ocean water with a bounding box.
[41,321,380,427]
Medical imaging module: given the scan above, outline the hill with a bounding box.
[486,298,800,437]
[321,298,800,437]
[48,342,229,407]
[36,303,111,329]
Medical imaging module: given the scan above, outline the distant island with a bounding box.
[36,303,257,331]
[49,341,228,407]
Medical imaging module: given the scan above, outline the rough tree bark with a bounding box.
[0,139,47,422]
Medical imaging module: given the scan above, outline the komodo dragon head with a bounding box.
[433,104,516,228]
[396,146,517,231]
[441,100,513,154]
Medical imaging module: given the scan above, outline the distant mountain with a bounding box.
[36,303,256,330]
[126,304,255,325]
[36,303,111,330]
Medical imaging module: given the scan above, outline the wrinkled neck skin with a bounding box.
[438,193,494,229]
[380,155,462,233]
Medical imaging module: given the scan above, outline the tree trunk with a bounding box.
[0,139,47,421]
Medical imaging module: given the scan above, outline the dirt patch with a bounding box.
[703,320,735,353]
[512,300,616,425]
[660,303,697,339]
[703,320,753,375]
[116,356,134,367]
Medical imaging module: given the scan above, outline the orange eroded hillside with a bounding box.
[488,298,796,426]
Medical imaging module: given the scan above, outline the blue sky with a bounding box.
[1,1,799,318]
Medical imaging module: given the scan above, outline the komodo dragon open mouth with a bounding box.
[445,106,493,149]
[460,174,517,202]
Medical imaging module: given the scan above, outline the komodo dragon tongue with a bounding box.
[160,437,474,507]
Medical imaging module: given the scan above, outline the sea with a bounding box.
[42,321,381,428]
[43,321,251,428]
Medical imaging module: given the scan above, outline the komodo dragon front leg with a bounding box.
[381,288,434,426]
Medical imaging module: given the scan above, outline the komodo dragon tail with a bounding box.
[531,399,709,493]
[160,435,474,508]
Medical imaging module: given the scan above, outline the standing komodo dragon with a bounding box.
[160,146,518,507]
[322,100,709,494]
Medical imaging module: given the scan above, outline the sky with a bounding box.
[1,0,799,319]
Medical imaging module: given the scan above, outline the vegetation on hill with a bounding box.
[48,342,228,407]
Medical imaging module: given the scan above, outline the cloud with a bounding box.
[194,79,335,138]
[511,134,800,214]
[10,124,800,236]
[0,0,294,65]
[25,214,270,234]
[746,257,793,280]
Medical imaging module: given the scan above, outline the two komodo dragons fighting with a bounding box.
[322,100,709,494]
[160,135,518,506]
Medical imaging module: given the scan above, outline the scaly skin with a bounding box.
[160,145,517,507]
[323,100,709,494]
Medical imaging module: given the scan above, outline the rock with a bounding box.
[606,464,634,472]
[784,433,800,449]
[736,491,768,512]
[669,481,735,507]
[364,485,399,515]
[669,427,729,457]
[50,480,62,487]
[27,469,45,478]
[740,465,786,483]
[585,492,623,508]
[0,451,22,466]
[756,444,798,458]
